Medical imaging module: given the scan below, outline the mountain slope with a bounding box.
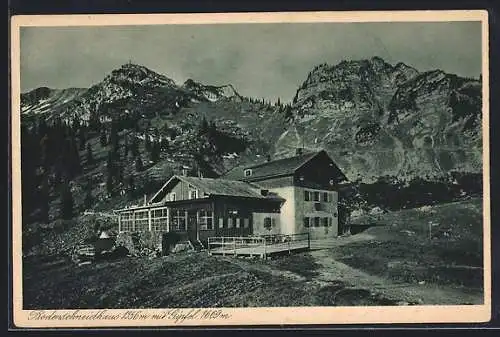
[276,57,482,182]
[21,87,87,116]
[20,58,482,189]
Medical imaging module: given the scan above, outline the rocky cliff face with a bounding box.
[276,57,482,182]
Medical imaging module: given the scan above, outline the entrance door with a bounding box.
[187,210,198,242]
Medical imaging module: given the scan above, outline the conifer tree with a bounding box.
[150,141,161,163]
[69,134,82,177]
[127,175,135,198]
[84,183,93,210]
[123,136,129,158]
[106,150,116,195]
[86,143,94,165]
[106,170,114,195]
[144,133,152,153]
[117,164,124,184]
[130,136,139,158]
[110,121,120,155]
[135,156,144,172]
[39,176,50,223]
[78,127,86,150]
[60,180,74,220]
[100,130,108,147]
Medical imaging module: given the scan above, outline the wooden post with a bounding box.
[429,222,432,240]
[118,213,121,233]
[166,207,170,232]
[222,236,225,256]
[263,238,267,260]
[233,238,237,256]
[148,209,152,232]
[288,238,291,255]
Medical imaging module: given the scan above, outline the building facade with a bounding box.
[115,149,348,243]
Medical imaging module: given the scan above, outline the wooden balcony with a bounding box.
[207,233,310,259]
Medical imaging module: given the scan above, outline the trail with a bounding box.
[308,247,483,305]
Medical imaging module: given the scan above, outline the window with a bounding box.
[303,217,310,228]
[244,169,252,177]
[313,192,320,202]
[171,209,186,231]
[322,192,329,202]
[328,217,333,227]
[304,190,311,201]
[170,193,176,201]
[152,208,169,231]
[264,217,272,230]
[134,210,149,232]
[314,217,320,227]
[227,218,233,228]
[264,217,276,231]
[120,211,134,232]
[322,217,329,227]
[243,218,249,228]
[198,210,213,230]
[235,218,241,228]
[189,190,198,199]
[218,218,224,229]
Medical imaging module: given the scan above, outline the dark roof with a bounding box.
[222,151,321,181]
[179,176,268,198]
[148,175,285,204]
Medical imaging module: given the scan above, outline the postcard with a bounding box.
[10,10,491,327]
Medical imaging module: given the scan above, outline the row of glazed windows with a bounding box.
[120,209,252,232]
[218,217,250,229]
[303,216,334,228]
[163,209,216,231]
[304,190,335,202]
[119,209,187,232]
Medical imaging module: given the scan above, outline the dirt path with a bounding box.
[309,248,483,305]
[219,240,482,306]
[219,256,308,282]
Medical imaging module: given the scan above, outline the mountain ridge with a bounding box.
[21,58,482,183]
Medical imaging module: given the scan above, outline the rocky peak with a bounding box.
[105,63,176,89]
[280,57,482,181]
[182,78,241,102]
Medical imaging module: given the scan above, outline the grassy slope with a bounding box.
[23,252,319,309]
[335,197,483,288]
[23,198,484,308]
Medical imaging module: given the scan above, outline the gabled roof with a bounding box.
[149,175,283,204]
[221,150,322,181]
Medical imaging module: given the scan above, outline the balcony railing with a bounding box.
[207,233,310,259]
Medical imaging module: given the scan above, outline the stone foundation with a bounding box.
[116,231,164,256]
[116,231,190,256]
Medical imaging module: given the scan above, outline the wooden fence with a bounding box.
[207,233,310,258]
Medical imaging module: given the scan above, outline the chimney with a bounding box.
[181,166,189,177]
[296,147,304,156]
[143,194,147,205]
